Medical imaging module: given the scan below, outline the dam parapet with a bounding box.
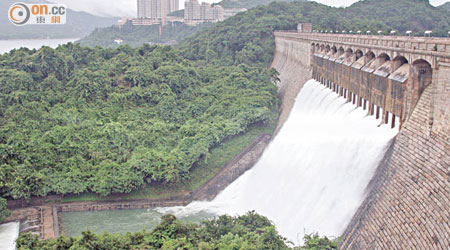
[274,30,450,134]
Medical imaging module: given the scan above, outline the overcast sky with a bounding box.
[50,0,449,17]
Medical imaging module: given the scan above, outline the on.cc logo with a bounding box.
[9,3,30,26]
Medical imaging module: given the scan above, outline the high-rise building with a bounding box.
[184,0,200,20]
[137,0,179,19]
[184,0,224,24]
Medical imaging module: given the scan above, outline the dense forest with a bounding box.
[0,0,118,39]
[16,212,337,250]
[78,22,212,48]
[0,44,278,200]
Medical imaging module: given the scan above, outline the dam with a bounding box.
[2,24,449,249]
[156,80,398,243]
[272,25,450,249]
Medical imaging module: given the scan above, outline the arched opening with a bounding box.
[365,51,376,61]
[331,46,337,55]
[338,47,345,56]
[355,49,364,61]
[377,53,390,62]
[320,44,325,52]
[393,56,408,71]
[345,48,353,58]
[325,45,331,53]
[412,59,432,95]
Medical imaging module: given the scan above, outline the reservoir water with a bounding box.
[0,38,79,54]
[62,80,398,244]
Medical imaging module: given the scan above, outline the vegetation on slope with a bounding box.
[0,0,118,39]
[0,44,278,200]
[0,198,9,223]
[167,9,185,17]
[78,22,212,48]
[179,0,450,66]
[16,212,337,250]
[217,0,303,9]
[61,122,276,203]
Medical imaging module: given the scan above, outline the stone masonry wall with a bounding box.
[271,36,312,133]
[433,61,450,137]
[340,84,450,249]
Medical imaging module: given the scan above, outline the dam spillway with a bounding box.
[157,79,398,243]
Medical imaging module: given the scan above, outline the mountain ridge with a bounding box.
[0,0,119,39]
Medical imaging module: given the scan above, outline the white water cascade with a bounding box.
[0,222,20,250]
[158,79,398,244]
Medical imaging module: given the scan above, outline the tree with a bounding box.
[0,198,10,223]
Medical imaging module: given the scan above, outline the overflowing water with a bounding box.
[0,222,20,250]
[157,80,398,243]
[61,79,397,244]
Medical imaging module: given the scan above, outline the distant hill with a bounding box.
[0,0,119,39]
[167,9,184,17]
[78,22,212,48]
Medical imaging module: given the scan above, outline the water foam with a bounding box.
[159,79,398,243]
[0,221,20,250]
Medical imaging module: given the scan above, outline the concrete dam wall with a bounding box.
[271,32,450,249]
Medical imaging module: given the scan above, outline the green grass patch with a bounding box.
[62,110,277,203]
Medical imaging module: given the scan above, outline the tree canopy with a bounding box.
[16,212,337,250]
[0,44,278,199]
[78,22,212,48]
[0,198,10,223]
[217,0,304,9]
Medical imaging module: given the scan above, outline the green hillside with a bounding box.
[78,22,212,48]
[0,0,118,39]
[76,0,307,48]
[217,0,304,8]
[0,43,277,199]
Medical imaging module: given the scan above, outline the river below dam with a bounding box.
[62,80,398,244]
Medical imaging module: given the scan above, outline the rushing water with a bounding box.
[0,222,20,250]
[0,38,79,54]
[62,80,398,244]
[157,80,398,242]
